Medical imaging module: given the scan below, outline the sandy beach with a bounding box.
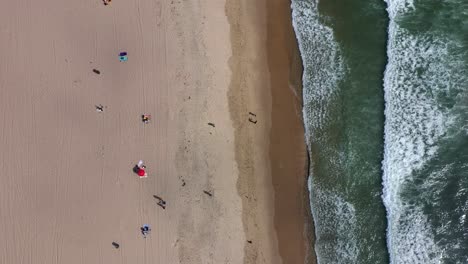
[0,0,313,263]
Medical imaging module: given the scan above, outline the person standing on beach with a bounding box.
[153,195,166,209]
[141,224,151,238]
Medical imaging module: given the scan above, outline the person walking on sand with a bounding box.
[153,195,166,209]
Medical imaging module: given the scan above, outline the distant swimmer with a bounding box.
[133,160,147,178]
[93,69,101,74]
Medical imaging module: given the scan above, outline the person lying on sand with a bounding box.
[95,104,104,112]
[133,160,148,178]
[142,115,151,124]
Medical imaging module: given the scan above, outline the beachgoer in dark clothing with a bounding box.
[141,224,151,238]
[157,200,166,209]
[153,195,166,209]
[96,105,104,112]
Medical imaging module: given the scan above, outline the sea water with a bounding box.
[292,0,389,262]
[291,0,468,263]
[383,0,468,263]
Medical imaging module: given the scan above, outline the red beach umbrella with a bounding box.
[137,168,146,177]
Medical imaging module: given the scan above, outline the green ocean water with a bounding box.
[292,0,468,263]
[292,0,389,262]
[383,0,468,263]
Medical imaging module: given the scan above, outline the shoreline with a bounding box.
[226,0,316,263]
[266,1,317,263]
[226,0,279,261]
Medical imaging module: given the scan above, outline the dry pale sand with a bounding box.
[0,0,313,263]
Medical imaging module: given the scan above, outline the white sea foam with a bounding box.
[291,0,344,136]
[308,178,359,263]
[383,0,467,262]
[292,1,355,263]
[385,0,414,19]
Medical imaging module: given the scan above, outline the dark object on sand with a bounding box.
[133,163,147,178]
[119,52,128,62]
[92,69,100,74]
[95,104,104,112]
[247,240,252,244]
[141,224,151,237]
[248,117,257,124]
[112,242,120,249]
[157,200,166,209]
[248,112,257,123]
[203,190,213,197]
[142,114,151,124]
[153,195,166,209]
[208,122,215,127]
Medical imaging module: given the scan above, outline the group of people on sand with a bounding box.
[131,161,167,241]
[129,159,166,242]
[94,51,165,247]
[110,135,166,245]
